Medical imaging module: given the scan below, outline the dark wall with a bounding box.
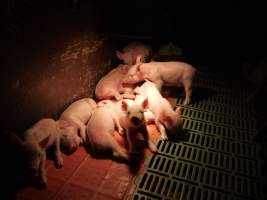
[1,0,267,132]
[98,0,267,71]
[1,0,111,132]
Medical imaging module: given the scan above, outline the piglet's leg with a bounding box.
[110,89,123,101]
[75,121,86,143]
[142,126,157,153]
[154,80,164,92]
[54,136,63,168]
[108,109,124,135]
[39,151,47,187]
[182,76,193,105]
[126,129,135,153]
[155,118,168,140]
[114,94,122,101]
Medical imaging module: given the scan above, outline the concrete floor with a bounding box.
[14,125,161,200]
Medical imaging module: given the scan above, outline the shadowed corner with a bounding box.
[190,87,217,103]
[122,125,158,175]
[127,138,148,175]
[168,128,190,143]
[0,130,34,199]
[174,87,217,107]
[162,85,217,109]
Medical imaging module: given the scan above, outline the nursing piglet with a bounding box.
[60,98,97,143]
[135,80,183,140]
[95,64,135,101]
[123,55,197,105]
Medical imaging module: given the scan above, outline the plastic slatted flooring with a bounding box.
[128,74,266,200]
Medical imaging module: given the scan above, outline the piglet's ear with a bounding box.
[142,98,149,109]
[39,136,50,149]
[116,51,124,60]
[121,100,128,111]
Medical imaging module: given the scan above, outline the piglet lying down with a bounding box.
[18,118,80,187]
[60,98,97,143]
[86,106,129,161]
[95,64,135,101]
[123,55,198,105]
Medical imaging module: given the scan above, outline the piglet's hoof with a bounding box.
[161,135,168,140]
[182,99,190,106]
[55,158,63,168]
[148,142,158,153]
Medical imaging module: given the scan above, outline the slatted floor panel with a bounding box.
[128,74,266,200]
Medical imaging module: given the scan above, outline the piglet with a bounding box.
[86,106,129,161]
[95,64,135,101]
[20,118,66,187]
[116,41,152,65]
[60,98,97,143]
[57,120,83,155]
[123,55,197,105]
[99,99,157,154]
[135,80,183,140]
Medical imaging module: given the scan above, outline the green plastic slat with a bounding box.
[185,132,258,158]
[128,74,266,200]
[177,94,252,110]
[128,193,160,200]
[193,77,252,98]
[146,158,262,197]
[182,118,256,142]
[177,100,251,118]
[181,107,256,130]
[157,138,260,161]
[133,172,258,200]
[148,152,260,180]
